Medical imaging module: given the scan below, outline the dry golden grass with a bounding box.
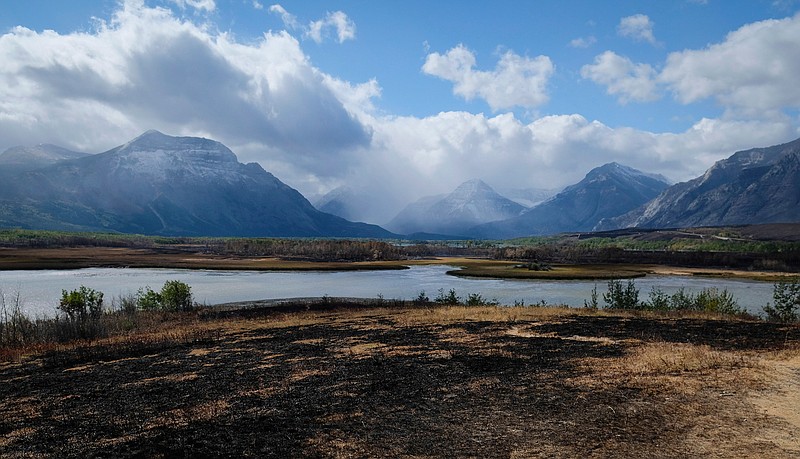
[389,304,579,327]
[623,341,756,376]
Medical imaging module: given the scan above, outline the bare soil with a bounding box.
[2,303,799,458]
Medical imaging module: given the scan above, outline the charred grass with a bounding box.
[2,302,800,458]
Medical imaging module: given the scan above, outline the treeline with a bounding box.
[214,239,503,261]
[0,229,159,248]
[2,229,800,271]
[571,236,800,254]
[215,239,407,262]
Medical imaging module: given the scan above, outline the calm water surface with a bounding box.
[0,265,774,317]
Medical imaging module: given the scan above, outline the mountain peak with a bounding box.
[469,162,670,238]
[385,179,525,236]
[588,162,670,184]
[451,179,494,197]
[0,132,395,238]
[116,130,238,166]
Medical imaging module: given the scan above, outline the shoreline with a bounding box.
[0,247,796,282]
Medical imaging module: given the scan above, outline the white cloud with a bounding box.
[170,0,216,12]
[569,36,596,48]
[307,11,356,44]
[585,13,800,115]
[422,44,554,111]
[331,110,796,223]
[269,4,299,29]
[580,51,660,103]
[269,5,355,44]
[252,1,264,10]
[0,1,370,163]
[618,14,657,44]
[1,1,798,226]
[660,13,800,115]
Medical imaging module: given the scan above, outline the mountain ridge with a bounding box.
[597,137,800,230]
[469,162,670,239]
[0,131,395,238]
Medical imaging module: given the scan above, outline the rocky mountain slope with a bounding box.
[385,179,526,236]
[498,187,559,208]
[0,144,89,171]
[598,137,800,230]
[470,163,670,239]
[0,131,394,238]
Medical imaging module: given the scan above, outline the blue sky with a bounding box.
[2,0,800,222]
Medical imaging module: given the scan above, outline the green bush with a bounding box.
[603,279,640,310]
[160,280,193,312]
[136,286,162,311]
[134,281,193,312]
[413,290,430,305]
[435,288,460,305]
[59,286,104,322]
[669,288,695,311]
[583,285,599,309]
[57,286,106,340]
[465,293,498,306]
[646,286,671,311]
[694,288,741,315]
[763,277,800,323]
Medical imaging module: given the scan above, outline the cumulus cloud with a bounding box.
[660,13,800,114]
[586,13,800,115]
[618,14,657,44]
[252,1,264,10]
[0,0,370,165]
[580,51,660,103]
[422,44,554,111]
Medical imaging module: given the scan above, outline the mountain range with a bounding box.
[598,137,800,231]
[2,132,799,239]
[0,131,394,238]
[467,163,670,239]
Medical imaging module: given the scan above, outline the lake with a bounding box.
[0,265,775,317]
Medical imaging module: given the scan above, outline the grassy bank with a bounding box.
[1,301,799,457]
[445,260,648,280]
[2,247,795,283]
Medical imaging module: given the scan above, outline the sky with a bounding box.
[2,0,800,223]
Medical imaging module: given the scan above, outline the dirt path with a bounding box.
[750,354,800,455]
